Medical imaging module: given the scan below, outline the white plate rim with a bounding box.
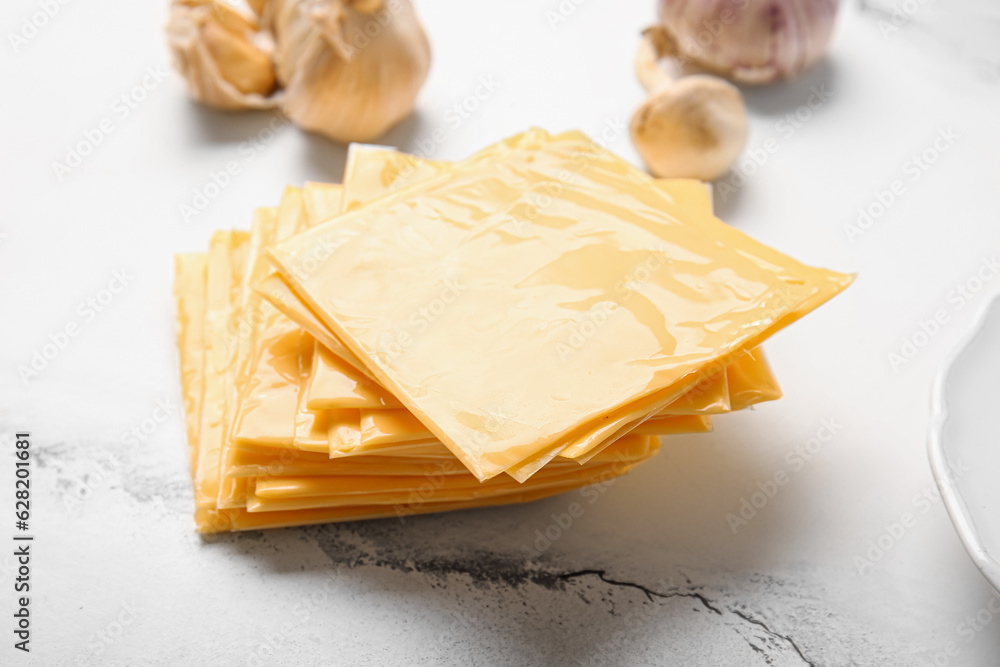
[928,294,1000,594]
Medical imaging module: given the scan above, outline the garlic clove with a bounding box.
[630,74,748,181]
[345,0,387,14]
[245,0,268,17]
[166,0,279,110]
[269,0,431,143]
[199,20,277,96]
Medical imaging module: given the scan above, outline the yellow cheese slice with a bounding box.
[359,408,431,445]
[307,343,400,410]
[266,129,853,480]
[727,347,783,409]
[358,405,709,448]
[302,181,345,224]
[300,148,450,402]
[291,149,773,431]
[253,444,645,502]
[194,475,616,533]
[294,146,733,415]
[174,253,207,478]
[652,178,714,213]
[653,370,729,415]
[256,271,372,376]
[176,134,829,529]
[246,467,630,511]
[231,327,303,448]
[231,188,311,450]
[175,185,667,527]
[227,428,657,478]
[342,143,449,212]
[326,408,362,454]
[246,453,646,512]
[333,442,454,458]
[205,187,351,510]
[193,230,250,507]
[278,154,758,474]
[633,415,712,436]
[230,452,476,478]
[292,335,333,451]
[264,181,680,480]
[217,206,280,509]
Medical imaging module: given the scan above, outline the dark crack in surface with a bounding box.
[730,608,816,667]
[559,569,722,614]
[303,525,818,666]
[306,521,567,591]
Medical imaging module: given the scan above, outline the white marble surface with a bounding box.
[2,0,1000,665]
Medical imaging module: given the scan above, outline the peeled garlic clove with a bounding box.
[268,0,431,143]
[657,0,838,84]
[166,0,278,110]
[630,74,748,181]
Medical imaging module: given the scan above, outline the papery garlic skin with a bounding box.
[657,0,838,84]
[267,0,431,143]
[166,0,278,110]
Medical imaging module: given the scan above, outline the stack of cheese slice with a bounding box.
[174,128,852,533]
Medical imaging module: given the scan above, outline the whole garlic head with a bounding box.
[166,0,278,110]
[166,0,431,143]
[267,0,431,143]
[657,0,839,84]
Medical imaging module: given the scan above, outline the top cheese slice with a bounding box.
[267,129,852,480]
[302,148,779,419]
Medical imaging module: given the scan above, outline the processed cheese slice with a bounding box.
[288,149,775,435]
[175,130,843,531]
[727,347,783,408]
[194,230,250,507]
[267,129,852,480]
[360,408,432,445]
[217,206,281,509]
[292,336,333,451]
[259,150,762,448]
[227,429,658,478]
[246,449,647,512]
[341,143,449,212]
[230,452,477,478]
[194,470,630,533]
[296,147,733,417]
[307,343,400,410]
[255,270,369,374]
[326,408,362,454]
[174,252,207,478]
[633,415,712,436]
[358,406,711,448]
[176,196,666,530]
[302,181,345,225]
[231,327,303,448]
[231,188,311,450]
[305,160,696,466]
[246,466,630,511]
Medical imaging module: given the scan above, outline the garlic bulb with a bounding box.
[266,0,431,143]
[630,27,748,181]
[165,0,431,143]
[655,0,839,84]
[166,0,278,110]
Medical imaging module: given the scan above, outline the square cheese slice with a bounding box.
[267,129,852,480]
